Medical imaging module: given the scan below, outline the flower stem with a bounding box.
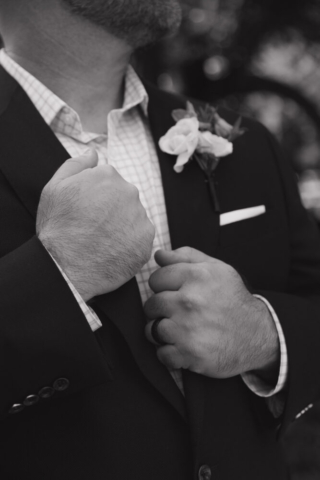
[206,174,221,213]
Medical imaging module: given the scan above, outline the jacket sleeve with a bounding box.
[0,235,111,420]
[256,126,320,435]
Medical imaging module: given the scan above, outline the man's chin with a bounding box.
[103,2,182,49]
[61,0,182,49]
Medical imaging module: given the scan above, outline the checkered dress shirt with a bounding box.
[0,49,287,402]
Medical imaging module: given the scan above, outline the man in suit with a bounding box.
[0,0,320,478]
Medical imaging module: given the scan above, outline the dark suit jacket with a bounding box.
[0,65,320,480]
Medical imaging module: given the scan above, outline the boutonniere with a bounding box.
[159,101,246,212]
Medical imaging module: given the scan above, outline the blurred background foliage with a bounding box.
[137,0,320,225]
[137,1,320,478]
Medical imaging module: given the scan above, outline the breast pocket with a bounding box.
[219,205,285,247]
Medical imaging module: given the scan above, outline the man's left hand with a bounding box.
[145,247,280,379]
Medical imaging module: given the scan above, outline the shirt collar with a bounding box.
[0,49,149,132]
[124,65,149,117]
[0,49,66,126]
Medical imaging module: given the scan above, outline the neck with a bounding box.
[2,1,133,133]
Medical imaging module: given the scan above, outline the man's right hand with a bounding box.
[36,150,155,301]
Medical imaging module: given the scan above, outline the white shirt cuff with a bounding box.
[241,294,288,397]
[47,251,102,332]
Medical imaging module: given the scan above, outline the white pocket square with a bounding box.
[220,205,266,226]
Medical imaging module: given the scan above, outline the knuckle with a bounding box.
[179,290,204,312]
[191,264,210,282]
[218,261,235,277]
[178,291,196,311]
[222,262,234,273]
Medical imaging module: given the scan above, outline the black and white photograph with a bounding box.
[1,1,320,479]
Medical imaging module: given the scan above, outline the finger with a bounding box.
[149,264,189,293]
[145,318,178,346]
[155,247,216,267]
[144,291,178,320]
[52,149,99,182]
[156,345,186,371]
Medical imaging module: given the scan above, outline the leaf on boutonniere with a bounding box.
[198,104,217,123]
[172,101,197,123]
[227,117,247,142]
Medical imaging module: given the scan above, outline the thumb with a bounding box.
[52,149,99,182]
[155,247,216,267]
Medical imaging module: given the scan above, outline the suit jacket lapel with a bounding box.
[0,67,187,421]
[146,83,223,458]
[0,70,70,219]
[145,83,220,256]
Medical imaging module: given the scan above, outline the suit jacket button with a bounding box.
[23,395,39,407]
[9,403,24,414]
[53,378,70,392]
[199,465,212,480]
[39,387,55,399]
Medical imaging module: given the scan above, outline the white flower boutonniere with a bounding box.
[159,101,246,212]
[159,116,200,173]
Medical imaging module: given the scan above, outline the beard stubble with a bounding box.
[60,0,182,48]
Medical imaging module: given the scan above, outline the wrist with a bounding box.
[38,233,94,302]
[61,266,94,302]
[248,297,280,374]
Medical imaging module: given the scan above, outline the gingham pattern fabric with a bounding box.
[0,49,288,400]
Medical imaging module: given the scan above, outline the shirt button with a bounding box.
[9,403,25,414]
[198,465,212,480]
[53,378,70,392]
[23,395,40,407]
[39,386,55,399]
